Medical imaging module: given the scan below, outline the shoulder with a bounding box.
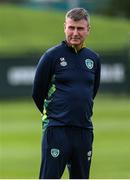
[38,42,65,66]
[46,42,65,57]
[84,48,101,67]
[39,43,63,61]
[84,47,100,59]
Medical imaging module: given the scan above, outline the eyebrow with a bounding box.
[68,25,85,29]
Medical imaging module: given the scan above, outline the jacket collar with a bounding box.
[62,40,86,53]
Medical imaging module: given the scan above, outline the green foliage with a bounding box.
[0,4,130,57]
[0,96,130,178]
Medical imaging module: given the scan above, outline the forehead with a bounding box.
[65,18,88,27]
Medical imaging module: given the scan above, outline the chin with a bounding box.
[70,41,81,46]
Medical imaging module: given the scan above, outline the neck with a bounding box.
[72,44,83,51]
[66,41,85,52]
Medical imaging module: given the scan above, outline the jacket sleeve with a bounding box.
[32,52,54,113]
[93,55,101,99]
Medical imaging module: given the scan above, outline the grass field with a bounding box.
[0,4,130,57]
[0,95,130,179]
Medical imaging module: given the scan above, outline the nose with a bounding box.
[73,28,78,35]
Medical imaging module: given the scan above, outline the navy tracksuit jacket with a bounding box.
[32,41,101,179]
[32,41,100,129]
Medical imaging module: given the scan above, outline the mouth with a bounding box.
[71,38,80,41]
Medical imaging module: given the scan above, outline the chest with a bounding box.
[54,54,96,85]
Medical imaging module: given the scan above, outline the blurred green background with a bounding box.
[0,0,130,179]
[0,3,130,56]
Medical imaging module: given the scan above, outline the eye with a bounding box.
[68,26,75,30]
[77,27,84,31]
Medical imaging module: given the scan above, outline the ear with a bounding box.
[88,25,91,31]
[64,22,66,30]
[64,22,66,33]
[87,25,91,35]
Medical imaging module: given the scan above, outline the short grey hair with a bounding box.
[65,7,90,25]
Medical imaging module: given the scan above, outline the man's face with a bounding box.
[64,18,90,47]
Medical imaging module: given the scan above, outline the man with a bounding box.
[32,7,101,179]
